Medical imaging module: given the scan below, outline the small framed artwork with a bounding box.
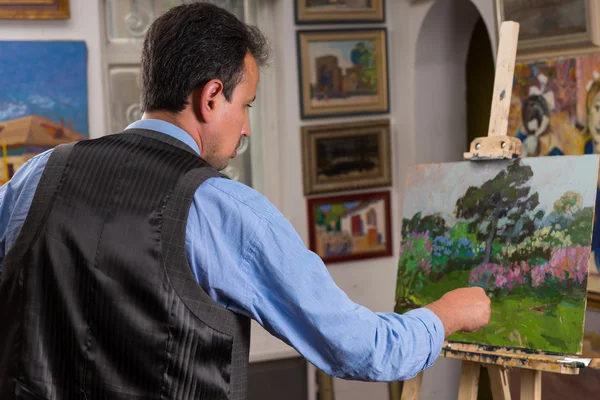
[295,0,385,24]
[297,28,389,119]
[495,0,600,56]
[0,0,70,19]
[301,119,392,195]
[307,190,392,264]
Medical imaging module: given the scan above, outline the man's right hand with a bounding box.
[424,287,491,337]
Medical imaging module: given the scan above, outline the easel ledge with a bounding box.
[398,343,600,400]
[441,342,600,374]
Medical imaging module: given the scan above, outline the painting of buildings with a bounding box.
[307,191,392,263]
[0,115,86,180]
[310,42,377,103]
[396,156,599,354]
[297,29,388,117]
[0,40,88,182]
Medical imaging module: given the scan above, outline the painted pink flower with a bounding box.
[494,274,508,289]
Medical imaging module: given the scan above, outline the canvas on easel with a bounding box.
[391,20,600,400]
[395,155,599,354]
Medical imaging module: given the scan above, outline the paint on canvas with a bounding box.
[0,41,87,179]
[308,39,378,107]
[502,0,586,41]
[306,0,372,10]
[395,156,599,354]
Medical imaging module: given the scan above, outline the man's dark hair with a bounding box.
[140,2,270,113]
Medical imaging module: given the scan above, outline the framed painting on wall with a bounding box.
[297,28,389,119]
[0,0,70,19]
[301,119,392,195]
[0,41,87,182]
[294,0,385,24]
[495,0,600,55]
[307,191,392,264]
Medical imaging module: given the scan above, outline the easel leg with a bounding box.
[486,365,511,400]
[520,369,542,400]
[458,361,481,400]
[316,369,335,400]
[400,372,423,400]
[387,381,402,400]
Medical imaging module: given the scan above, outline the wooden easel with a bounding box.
[394,21,600,400]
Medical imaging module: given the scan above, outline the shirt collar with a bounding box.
[125,119,200,155]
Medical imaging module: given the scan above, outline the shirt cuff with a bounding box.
[404,308,445,368]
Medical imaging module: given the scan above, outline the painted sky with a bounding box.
[0,41,88,136]
[318,201,360,213]
[402,156,599,226]
[308,40,373,85]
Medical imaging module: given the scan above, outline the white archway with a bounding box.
[408,2,495,399]
[413,0,490,164]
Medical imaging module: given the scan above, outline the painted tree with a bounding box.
[455,161,540,264]
[324,204,347,231]
[401,212,448,239]
[350,41,377,91]
[553,191,583,216]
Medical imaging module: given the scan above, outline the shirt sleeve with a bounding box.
[186,179,445,381]
[0,149,53,279]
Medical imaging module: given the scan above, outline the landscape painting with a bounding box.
[301,119,391,194]
[307,191,392,263]
[500,0,587,41]
[295,0,384,23]
[0,41,87,181]
[297,29,388,118]
[306,0,373,10]
[395,156,599,354]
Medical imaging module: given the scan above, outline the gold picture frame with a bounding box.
[495,0,600,58]
[301,119,392,195]
[307,190,393,264]
[295,0,385,24]
[297,28,389,119]
[0,0,70,20]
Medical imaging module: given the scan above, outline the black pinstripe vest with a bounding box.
[0,129,251,400]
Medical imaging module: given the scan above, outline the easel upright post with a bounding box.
[459,20,521,400]
[464,22,521,161]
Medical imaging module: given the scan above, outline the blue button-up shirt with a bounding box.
[0,119,444,381]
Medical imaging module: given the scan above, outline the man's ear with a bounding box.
[193,79,223,123]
